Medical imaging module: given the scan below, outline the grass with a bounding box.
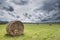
[0,24,60,40]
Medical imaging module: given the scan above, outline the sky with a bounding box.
[0,0,60,23]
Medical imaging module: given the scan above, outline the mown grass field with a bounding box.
[0,24,60,40]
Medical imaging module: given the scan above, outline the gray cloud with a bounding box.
[33,0,60,22]
[12,0,29,5]
[34,0,60,12]
[0,0,60,23]
[3,6,14,12]
[0,0,14,12]
[42,0,60,12]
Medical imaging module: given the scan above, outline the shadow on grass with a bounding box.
[4,34,24,37]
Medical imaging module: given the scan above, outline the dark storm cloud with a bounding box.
[41,0,60,22]
[42,0,60,12]
[12,0,29,5]
[3,6,14,12]
[33,0,60,22]
[0,0,14,12]
[0,0,60,22]
[35,0,60,12]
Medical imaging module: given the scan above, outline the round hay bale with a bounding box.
[6,20,24,36]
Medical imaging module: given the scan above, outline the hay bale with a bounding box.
[6,20,24,36]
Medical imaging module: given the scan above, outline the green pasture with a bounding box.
[0,24,60,40]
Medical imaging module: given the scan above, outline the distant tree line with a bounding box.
[0,21,60,24]
[0,21,8,24]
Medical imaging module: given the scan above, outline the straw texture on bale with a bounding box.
[6,20,24,36]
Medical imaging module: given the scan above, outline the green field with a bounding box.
[0,24,60,40]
